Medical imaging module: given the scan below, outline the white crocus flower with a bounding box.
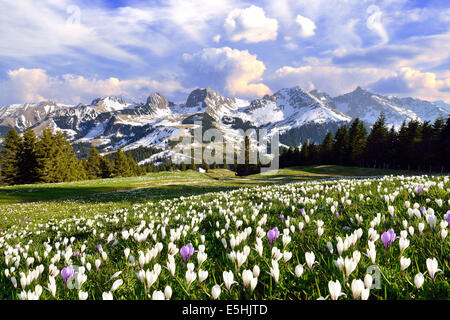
[164,286,172,300]
[351,279,364,300]
[223,270,236,292]
[111,279,123,292]
[328,280,346,300]
[305,252,317,271]
[295,264,304,278]
[152,290,165,300]
[102,292,113,300]
[211,284,221,300]
[414,273,424,289]
[78,291,88,300]
[426,258,442,282]
[400,257,411,271]
[198,269,208,283]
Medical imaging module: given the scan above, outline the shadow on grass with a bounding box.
[0,184,244,204]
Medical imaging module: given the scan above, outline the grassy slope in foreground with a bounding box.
[0,165,424,204]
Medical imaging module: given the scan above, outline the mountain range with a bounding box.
[0,86,448,165]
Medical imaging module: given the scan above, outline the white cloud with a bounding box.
[272,62,450,102]
[366,5,389,45]
[369,67,450,101]
[295,14,316,38]
[182,47,271,97]
[224,5,278,43]
[0,68,185,105]
[271,62,394,96]
[0,0,239,64]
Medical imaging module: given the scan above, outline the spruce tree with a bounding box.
[99,157,113,178]
[114,148,130,177]
[86,147,103,179]
[17,127,40,184]
[36,128,59,182]
[333,125,350,165]
[348,118,367,167]
[299,141,309,165]
[0,128,23,185]
[366,114,389,168]
[320,132,334,164]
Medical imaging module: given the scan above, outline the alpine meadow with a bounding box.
[0,0,449,306]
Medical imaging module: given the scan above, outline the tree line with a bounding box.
[280,114,450,172]
[0,128,145,185]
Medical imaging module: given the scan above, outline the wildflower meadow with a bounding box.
[0,174,448,300]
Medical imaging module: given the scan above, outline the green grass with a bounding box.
[0,166,425,204]
[0,173,448,300]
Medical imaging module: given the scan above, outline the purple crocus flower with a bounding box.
[267,227,280,245]
[420,206,426,213]
[280,214,284,221]
[381,229,397,250]
[300,208,305,215]
[180,243,194,263]
[416,186,423,195]
[61,266,75,285]
[74,251,80,259]
[335,211,339,218]
[97,244,102,251]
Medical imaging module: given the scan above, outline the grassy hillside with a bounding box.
[0,173,448,300]
[0,166,425,204]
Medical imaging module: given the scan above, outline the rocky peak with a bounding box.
[146,93,169,109]
[90,96,127,106]
[185,88,214,110]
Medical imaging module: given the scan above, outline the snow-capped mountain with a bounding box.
[324,86,449,128]
[0,86,448,163]
[433,100,450,113]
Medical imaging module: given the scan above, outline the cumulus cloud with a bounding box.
[269,63,394,96]
[0,68,185,105]
[295,14,316,38]
[368,67,450,101]
[224,5,278,43]
[182,47,271,97]
[366,5,389,45]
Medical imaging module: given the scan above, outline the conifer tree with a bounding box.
[114,148,130,177]
[320,132,334,164]
[366,113,389,168]
[36,128,59,182]
[86,147,103,179]
[333,125,350,165]
[348,118,367,166]
[99,156,113,178]
[0,128,22,185]
[16,127,40,184]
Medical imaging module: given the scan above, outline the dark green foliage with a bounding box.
[113,148,131,177]
[279,114,450,173]
[85,147,104,179]
[0,128,22,184]
[348,118,367,166]
[16,128,40,184]
[0,128,144,186]
[236,135,260,176]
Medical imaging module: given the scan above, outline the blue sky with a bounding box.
[0,0,449,105]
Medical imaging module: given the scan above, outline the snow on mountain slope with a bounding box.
[0,86,448,164]
[89,96,134,112]
[433,100,450,112]
[234,87,351,131]
[330,87,449,128]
